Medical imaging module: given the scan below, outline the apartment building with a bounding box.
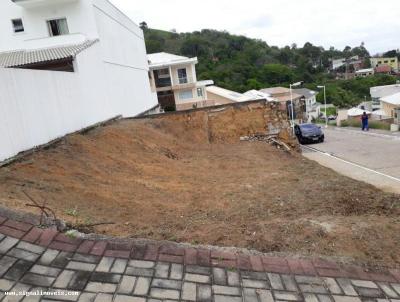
[370,57,399,72]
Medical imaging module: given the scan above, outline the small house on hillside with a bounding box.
[146,52,272,111]
[370,57,399,73]
[355,68,374,78]
[147,52,214,111]
[375,65,392,75]
[380,93,400,119]
[370,83,400,110]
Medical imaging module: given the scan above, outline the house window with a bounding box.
[177,68,188,84]
[11,19,24,33]
[197,88,203,97]
[179,90,193,100]
[47,18,69,36]
[157,68,170,78]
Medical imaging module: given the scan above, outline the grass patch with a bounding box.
[315,119,336,126]
[65,207,78,217]
[341,119,391,130]
[320,107,337,116]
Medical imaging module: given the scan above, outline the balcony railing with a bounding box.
[174,75,194,86]
[155,78,172,88]
[178,77,189,84]
[154,74,196,90]
[23,33,87,50]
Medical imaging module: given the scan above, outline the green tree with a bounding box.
[143,27,399,100]
[139,21,148,30]
[246,78,263,90]
[180,36,210,57]
[383,49,400,59]
[260,64,294,85]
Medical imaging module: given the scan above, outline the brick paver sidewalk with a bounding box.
[0,214,399,302]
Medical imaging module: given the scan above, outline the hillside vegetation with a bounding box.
[144,27,399,108]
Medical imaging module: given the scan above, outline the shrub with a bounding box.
[164,105,176,112]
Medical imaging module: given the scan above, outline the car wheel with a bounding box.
[319,137,324,143]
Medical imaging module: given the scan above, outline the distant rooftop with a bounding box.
[0,39,98,68]
[260,87,303,102]
[356,68,374,74]
[147,52,197,68]
[243,90,275,102]
[292,88,318,99]
[206,86,253,103]
[375,65,392,73]
[348,107,371,116]
[370,83,400,99]
[196,80,214,87]
[260,87,290,95]
[371,56,398,60]
[381,92,400,106]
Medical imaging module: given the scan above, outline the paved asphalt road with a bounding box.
[302,127,400,194]
[315,127,400,178]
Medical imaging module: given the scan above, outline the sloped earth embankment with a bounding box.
[0,108,399,268]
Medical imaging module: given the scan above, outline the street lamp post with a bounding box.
[289,81,303,134]
[317,85,328,128]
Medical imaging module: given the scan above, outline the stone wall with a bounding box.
[147,100,296,146]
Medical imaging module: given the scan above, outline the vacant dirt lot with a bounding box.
[0,111,399,268]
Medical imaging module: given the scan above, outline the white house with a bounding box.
[332,58,346,70]
[147,52,279,111]
[0,0,157,162]
[292,88,319,121]
[355,68,374,78]
[380,93,400,120]
[148,52,216,111]
[370,83,400,110]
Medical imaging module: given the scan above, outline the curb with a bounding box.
[0,212,398,283]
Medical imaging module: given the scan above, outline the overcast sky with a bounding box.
[110,0,399,55]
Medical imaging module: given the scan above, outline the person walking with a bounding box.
[361,112,369,131]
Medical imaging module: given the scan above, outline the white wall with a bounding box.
[91,0,156,112]
[101,61,157,116]
[92,0,148,70]
[0,41,156,162]
[0,67,99,162]
[0,0,157,162]
[0,0,98,51]
[174,88,205,105]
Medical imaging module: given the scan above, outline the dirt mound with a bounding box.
[0,107,399,268]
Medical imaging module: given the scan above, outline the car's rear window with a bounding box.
[300,124,317,130]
